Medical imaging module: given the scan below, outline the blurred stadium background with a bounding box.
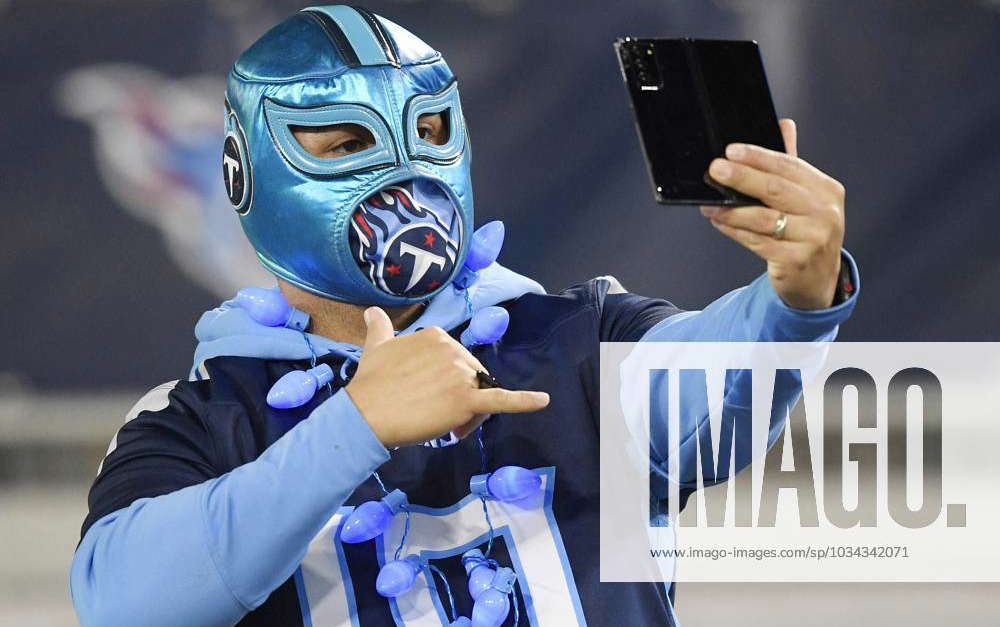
[2,0,1000,624]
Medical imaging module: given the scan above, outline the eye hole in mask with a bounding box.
[263,98,397,176]
[403,80,465,164]
[416,111,449,147]
[291,123,377,159]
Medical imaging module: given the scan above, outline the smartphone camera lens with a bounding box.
[619,39,661,89]
[635,42,660,89]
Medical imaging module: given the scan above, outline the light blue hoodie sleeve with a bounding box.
[70,389,389,627]
[644,251,859,488]
[73,262,543,626]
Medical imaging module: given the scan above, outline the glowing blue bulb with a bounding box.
[236,286,309,331]
[471,589,509,627]
[340,489,407,544]
[453,222,506,289]
[266,364,334,409]
[471,567,515,627]
[376,555,422,598]
[460,306,510,347]
[465,221,505,272]
[450,618,472,627]
[470,466,542,503]
[462,549,496,600]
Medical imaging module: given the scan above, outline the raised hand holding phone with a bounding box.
[700,119,846,310]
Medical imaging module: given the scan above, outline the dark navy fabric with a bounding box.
[82,278,683,626]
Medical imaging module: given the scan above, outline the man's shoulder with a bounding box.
[498,275,630,347]
[118,377,209,425]
[191,354,275,391]
[116,356,286,435]
[92,358,290,483]
[507,275,628,313]
[506,275,683,345]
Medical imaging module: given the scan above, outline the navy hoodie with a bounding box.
[71,257,858,626]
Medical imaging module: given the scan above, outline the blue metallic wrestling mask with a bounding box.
[223,5,472,305]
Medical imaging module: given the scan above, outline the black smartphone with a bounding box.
[614,37,785,206]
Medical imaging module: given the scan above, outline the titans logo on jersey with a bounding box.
[349,181,462,299]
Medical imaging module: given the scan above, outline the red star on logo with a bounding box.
[423,231,436,247]
[386,264,401,276]
[426,279,440,290]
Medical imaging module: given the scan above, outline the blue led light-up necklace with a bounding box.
[237,221,534,626]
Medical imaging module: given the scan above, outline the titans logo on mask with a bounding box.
[349,184,460,298]
[223,102,252,215]
[222,135,245,206]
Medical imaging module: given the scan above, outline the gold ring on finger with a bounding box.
[772,212,788,240]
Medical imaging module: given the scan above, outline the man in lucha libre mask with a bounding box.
[72,6,858,626]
